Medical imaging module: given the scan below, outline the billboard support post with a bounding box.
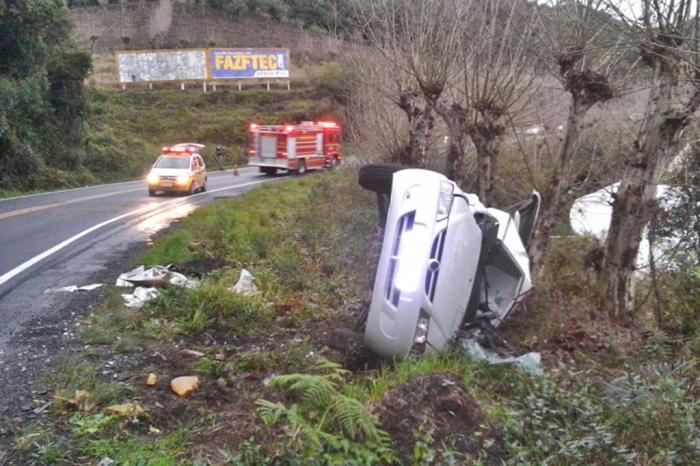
[266,82,270,91]
[202,82,207,93]
[238,82,242,92]
[180,82,185,91]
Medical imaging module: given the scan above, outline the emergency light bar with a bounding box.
[162,146,196,153]
[316,121,337,127]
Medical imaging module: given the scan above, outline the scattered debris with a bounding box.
[460,339,543,376]
[54,389,95,411]
[181,349,206,358]
[97,457,116,466]
[149,426,162,434]
[104,403,145,416]
[45,284,103,294]
[121,287,160,308]
[32,401,51,415]
[229,269,258,296]
[146,373,158,387]
[171,376,199,397]
[116,265,198,289]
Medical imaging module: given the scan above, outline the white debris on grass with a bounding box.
[460,339,543,376]
[45,283,103,294]
[230,269,258,296]
[116,265,198,289]
[121,287,161,308]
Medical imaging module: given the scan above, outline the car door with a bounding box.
[197,156,206,186]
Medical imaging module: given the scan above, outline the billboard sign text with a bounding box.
[209,49,290,79]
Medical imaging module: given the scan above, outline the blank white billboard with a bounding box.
[116,50,206,83]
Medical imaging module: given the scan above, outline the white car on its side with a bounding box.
[358,165,540,359]
[146,143,208,196]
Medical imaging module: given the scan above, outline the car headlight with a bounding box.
[394,224,427,292]
[147,173,159,184]
[176,174,190,185]
[436,181,454,221]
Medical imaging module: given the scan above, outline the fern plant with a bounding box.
[256,358,395,465]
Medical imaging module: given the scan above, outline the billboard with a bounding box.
[209,49,290,79]
[117,50,207,83]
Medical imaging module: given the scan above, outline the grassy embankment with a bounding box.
[14,171,700,465]
[0,70,344,200]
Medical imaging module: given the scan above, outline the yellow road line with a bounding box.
[0,187,144,221]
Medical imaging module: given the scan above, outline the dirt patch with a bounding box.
[374,373,504,465]
[171,258,232,278]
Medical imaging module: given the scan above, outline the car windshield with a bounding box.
[154,156,190,169]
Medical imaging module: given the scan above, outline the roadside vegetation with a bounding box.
[12,171,700,465]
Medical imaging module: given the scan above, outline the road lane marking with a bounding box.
[0,167,257,203]
[0,169,258,221]
[0,178,275,287]
[0,188,144,221]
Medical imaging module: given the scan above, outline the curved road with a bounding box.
[0,167,276,347]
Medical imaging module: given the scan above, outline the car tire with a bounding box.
[358,164,405,195]
[187,183,194,195]
[148,189,156,196]
[201,182,207,192]
[261,167,277,176]
[296,159,307,176]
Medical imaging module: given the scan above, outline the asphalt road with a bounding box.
[0,167,275,348]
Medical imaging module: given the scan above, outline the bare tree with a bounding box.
[351,0,465,167]
[601,0,700,323]
[457,0,540,203]
[526,0,618,277]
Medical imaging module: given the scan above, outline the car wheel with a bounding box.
[358,164,405,195]
[148,189,156,196]
[296,159,307,175]
[201,182,207,192]
[187,183,194,195]
[261,167,277,176]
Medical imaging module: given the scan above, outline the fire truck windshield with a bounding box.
[155,156,190,169]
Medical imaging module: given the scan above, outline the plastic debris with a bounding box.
[121,287,161,308]
[104,403,145,416]
[460,339,543,376]
[116,265,197,289]
[171,376,199,397]
[45,284,103,294]
[146,373,158,387]
[182,349,205,358]
[97,458,116,466]
[230,269,258,296]
[54,389,95,411]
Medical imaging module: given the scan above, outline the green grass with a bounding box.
[83,86,344,185]
[18,170,700,465]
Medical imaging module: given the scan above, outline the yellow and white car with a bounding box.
[146,143,207,196]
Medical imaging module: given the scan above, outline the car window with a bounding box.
[192,158,199,169]
[154,156,190,169]
[198,156,205,168]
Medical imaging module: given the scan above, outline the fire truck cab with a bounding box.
[247,121,341,175]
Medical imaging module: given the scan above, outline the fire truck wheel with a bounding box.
[261,167,277,176]
[358,164,405,195]
[148,189,156,197]
[296,159,307,175]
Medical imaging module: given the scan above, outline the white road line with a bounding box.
[0,178,274,286]
[0,167,257,203]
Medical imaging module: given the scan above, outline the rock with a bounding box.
[170,376,199,397]
[146,373,158,387]
[115,373,129,382]
[104,403,145,416]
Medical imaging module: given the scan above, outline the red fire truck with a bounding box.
[247,121,341,175]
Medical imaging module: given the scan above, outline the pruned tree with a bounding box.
[601,0,700,323]
[526,0,619,277]
[455,0,540,202]
[351,0,465,167]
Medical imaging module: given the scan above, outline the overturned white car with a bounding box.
[359,165,539,359]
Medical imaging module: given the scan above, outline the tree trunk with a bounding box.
[601,65,700,322]
[398,91,435,167]
[433,102,469,185]
[529,96,592,279]
[470,122,503,205]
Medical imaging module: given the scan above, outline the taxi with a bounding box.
[146,144,208,196]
